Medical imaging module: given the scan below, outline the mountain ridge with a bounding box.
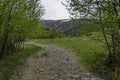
[41,19,93,36]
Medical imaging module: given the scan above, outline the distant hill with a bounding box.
[41,19,70,31]
[41,19,83,36]
[41,19,99,36]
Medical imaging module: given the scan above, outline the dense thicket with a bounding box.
[0,0,43,57]
[65,0,120,79]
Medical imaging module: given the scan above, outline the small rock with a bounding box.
[55,74,58,77]
[39,69,45,72]
[65,58,69,61]
[49,76,54,80]
[40,52,48,58]
[70,74,81,79]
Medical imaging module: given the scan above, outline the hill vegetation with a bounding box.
[29,25,64,39]
[41,19,101,36]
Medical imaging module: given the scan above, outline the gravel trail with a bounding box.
[10,44,103,80]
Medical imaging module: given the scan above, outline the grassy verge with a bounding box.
[0,44,42,80]
[37,37,109,78]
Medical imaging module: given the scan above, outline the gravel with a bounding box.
[10,44,103,80]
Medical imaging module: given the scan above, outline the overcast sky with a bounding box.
[41,0,70,20]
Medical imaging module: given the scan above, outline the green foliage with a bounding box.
[29,25,64,39]
[64,0,120,79]
[0,44,42,80]
[71,19,102,36]
[0,0,44,56]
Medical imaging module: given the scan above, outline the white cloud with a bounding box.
[41,0,70,20]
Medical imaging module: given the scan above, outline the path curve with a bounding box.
[10,44,103,80]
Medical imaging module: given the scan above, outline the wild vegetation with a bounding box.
[29,25,64,39]
[62,0,120,79]
[65,0,120,63]
[0,0,43,58]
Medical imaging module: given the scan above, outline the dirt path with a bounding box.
[10,44,103,80]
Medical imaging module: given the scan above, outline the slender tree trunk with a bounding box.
[0,5,12,57]
[112,1,120,28]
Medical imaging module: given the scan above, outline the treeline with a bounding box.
[0,0,43,58]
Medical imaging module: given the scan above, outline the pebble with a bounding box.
[70,74,81,79]
[49,76,55,80]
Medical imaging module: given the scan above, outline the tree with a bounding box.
[64,0,120,78]
[0,0,44,57]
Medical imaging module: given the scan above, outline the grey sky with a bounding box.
[41,0,70,20]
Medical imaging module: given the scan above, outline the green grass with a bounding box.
[37,37,106,68]
[0,44,42,80]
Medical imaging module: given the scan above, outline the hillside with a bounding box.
[41,19,72,32]
[41,19,98,36]
[41,19,84,36]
